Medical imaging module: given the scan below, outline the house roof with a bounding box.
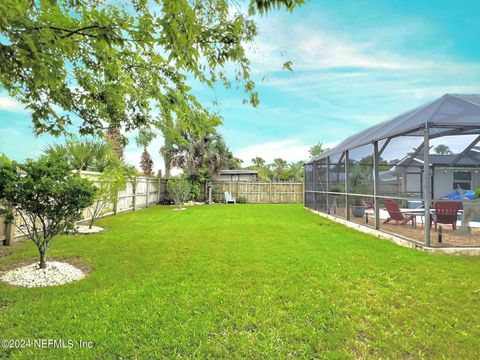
[218,169,258,175]
[309,94,480,163]
[403,153,480,167]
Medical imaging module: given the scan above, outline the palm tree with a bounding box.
[160,124,182,179]
[42,138,121,172]
[227,157,243,169]
[271,158,288,181]
[106,126,124,160]
[136,128,156,176]
[170,131,222,179]
[286,161,304,182]
[160,141,175,179]
[251,157,265,169]
[434,144,452,155]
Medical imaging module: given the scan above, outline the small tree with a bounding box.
[87,167,134,229]
[0,156,96,269]
[136,128,156,176]
[309,142,325,159]
[140,150,154,176]
[167,178,191,209]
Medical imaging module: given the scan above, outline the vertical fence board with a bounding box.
[211,181,302,204]
[1,176,300,245]
[0,172,167,245]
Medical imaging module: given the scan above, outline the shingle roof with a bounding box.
[219,169,258,175]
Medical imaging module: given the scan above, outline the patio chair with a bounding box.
[224,191,236,204]
[383,199,414,225]
[432,201,461,230]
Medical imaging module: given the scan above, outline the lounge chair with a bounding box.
[432,201,461,230]
[383,199,414,225]
[224,191,236,204]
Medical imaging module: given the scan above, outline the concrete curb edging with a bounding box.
[306,208,480,256]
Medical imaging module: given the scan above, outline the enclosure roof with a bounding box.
[309,94,480,163]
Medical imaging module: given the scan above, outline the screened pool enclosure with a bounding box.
[305,94,480,248]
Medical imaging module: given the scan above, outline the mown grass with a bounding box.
[1,204,480,359]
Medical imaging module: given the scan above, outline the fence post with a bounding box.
[113,190,119,215]
[112,179,119,215]
[269,182,272,203]
[132,176,138,211]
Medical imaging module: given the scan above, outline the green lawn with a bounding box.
[1,204,480,359]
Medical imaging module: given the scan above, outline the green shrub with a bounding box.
[188,181,201,201]
[475,188,480,199]
[236,196,247,204]
[167,178,191,208]
[0,155,96,268]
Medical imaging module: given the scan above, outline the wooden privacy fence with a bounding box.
[211,181,303,204]
[0,171,167,245]
[79,171,167,218]
[1,175,303,245]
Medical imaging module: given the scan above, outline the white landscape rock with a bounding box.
[0,261,86,288]
[75,225,105,234]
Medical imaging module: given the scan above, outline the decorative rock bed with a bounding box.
[184,201,205,206]
[0,261,86,288]
[75,225,105,234]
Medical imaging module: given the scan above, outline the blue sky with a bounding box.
[1,0,479,171]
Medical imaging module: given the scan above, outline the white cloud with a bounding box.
[234,138,336,165]
[247,11,480,100]
[246,15,419,75]
[295,33,410,71]
[0,94,26,113]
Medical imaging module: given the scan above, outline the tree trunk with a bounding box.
[39,251,47,269]
[164,158,171,179]
[89,202,98,229]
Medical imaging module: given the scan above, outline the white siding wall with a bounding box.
[433,167,480,198]
[473,172,480,190]
[396,165,479,199]
[433,168,453,198]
